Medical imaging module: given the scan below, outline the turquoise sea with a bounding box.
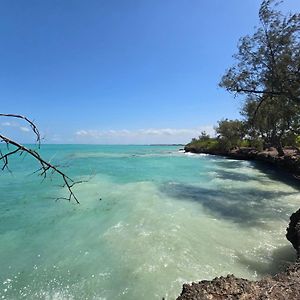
[0,145,299,299]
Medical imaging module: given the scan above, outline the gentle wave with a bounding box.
[0,145,298,299]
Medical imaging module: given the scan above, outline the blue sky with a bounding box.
[0,0,299,144]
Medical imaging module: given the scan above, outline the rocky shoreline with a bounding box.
[184,145,300,178]
[176,147,300,299]
[177,210,300,299]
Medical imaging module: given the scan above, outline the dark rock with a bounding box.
[286,208,300,257]
[177,263,300,300]
[185,147,300,177]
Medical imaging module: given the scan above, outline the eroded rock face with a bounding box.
[177,263,300,300]
[176,209,300,300]
[184,147,300,177]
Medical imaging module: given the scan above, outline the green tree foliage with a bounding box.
[198,131,210,141]
[220,0,300,103]
[242,96,300,154]
[185,131,220,153]
[215,119,245,150]
[220,0,300,155]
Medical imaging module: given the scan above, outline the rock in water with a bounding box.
[177,208,300,299]
[286,208,300,258]
[177,263,300,300]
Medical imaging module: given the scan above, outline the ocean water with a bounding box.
[0,145,299,299]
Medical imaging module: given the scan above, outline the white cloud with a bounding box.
[74,126,215,144]
[1,121,31,133]
[1,122,12,126]
[20,126,30,132]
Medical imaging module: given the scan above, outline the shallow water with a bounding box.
[0,145,299,299]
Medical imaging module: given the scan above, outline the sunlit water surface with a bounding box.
[0,145,299,299]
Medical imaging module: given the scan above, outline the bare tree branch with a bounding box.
[0,113,41,146]
[0,114,81,203]
[235,88,283,96]
[235,88,300,104]
[253,96,267,120]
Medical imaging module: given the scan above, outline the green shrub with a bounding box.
[239,139,250,147]
[250,138,264,151]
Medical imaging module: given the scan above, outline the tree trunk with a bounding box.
[276,139,284,156]
[271,134,284,156]
[276,145,284,156]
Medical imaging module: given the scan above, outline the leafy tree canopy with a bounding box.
[220,0,300,155]
[215,119,245,150]
[220,0,300,106]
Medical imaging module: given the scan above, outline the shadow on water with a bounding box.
[214,158,300,192]
[251,161,300,191]
[214,169,258,182]
[214,160,246,170]
[237,245,297,276]
[160,183,297,227]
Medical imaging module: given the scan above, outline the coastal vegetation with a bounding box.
[187,0,300,157]
[180,2,300,298]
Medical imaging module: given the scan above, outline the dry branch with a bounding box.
[0,114,80,203]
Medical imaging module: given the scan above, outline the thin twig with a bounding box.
[0,128,80,204]
[0,113,41,146]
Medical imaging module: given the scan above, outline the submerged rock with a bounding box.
[177,209,300,300]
